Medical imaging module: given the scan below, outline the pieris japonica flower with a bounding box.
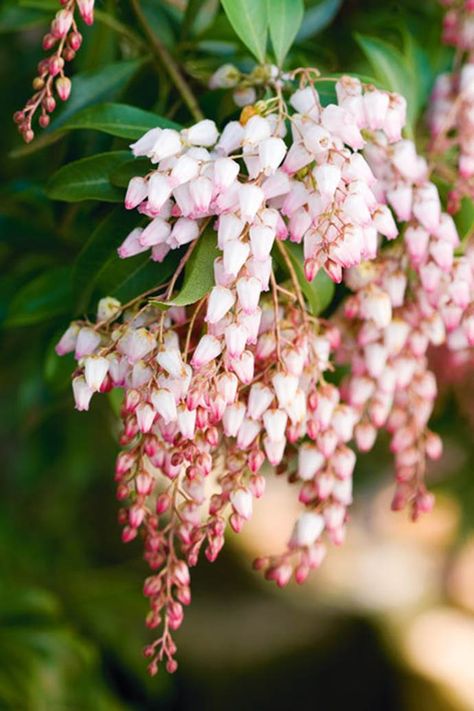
[55,61,474,679]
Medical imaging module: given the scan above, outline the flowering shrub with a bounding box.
[5,0,474,680]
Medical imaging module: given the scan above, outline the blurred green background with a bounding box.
[2,0,474,708]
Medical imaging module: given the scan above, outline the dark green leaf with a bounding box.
[107,252,180,304]
[277,242,335,316]
[268,0,304,67]
[4,267,72,327]
[110,158,150,188]
[61,103,181,139]
[47,151,129,203]
[154,226,218,307]
[296,0,342,41]
[73,207,140,310]
[220,0,268,63]
[455,197,474,242]
[0,1,46,32]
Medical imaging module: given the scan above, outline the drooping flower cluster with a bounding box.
[13,0,93,142]
[121,74,404,285]
[440,0,474,50]
[428,1,474,209]
[56,69,474,675]
[56,286,358,672]
[339,129,474,516]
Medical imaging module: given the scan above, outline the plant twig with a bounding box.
[275,240,308,321]
[130,0,204,122]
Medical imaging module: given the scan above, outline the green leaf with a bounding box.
[277,242,335,316]
[154,226,218,307]
[110,158,150,188]
[355,34,418,132]
[0,1,46,32]
[296,0,342,41]
[47,151,129,203]
[72,207,141,310]
[60,103,181,139]
[455,197,474,242]
[220,0,268,63]
[76,209,179,304]
[268,0,303,66]
[107,252,180,304]
[11,59,145,158]
[4,267,72,327]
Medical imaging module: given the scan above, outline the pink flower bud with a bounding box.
[183,119,218,147]
[222,238,250,277]
[150,388,177,424]
[191,334,222,368]
[238,184,264,222]
[52,9,73,38]
[272,372,298,409]
[298,444,325,480]
[292,512,325,547]
[224,323,248,358]
[262,409,288,442]
[231,350,255,384]
[258,137,287,174]
[263,436,286,465]
[77,0,94,24]
[83,355,109,391]
[55,323,79,355]
[72,376,94,411]
[56,76,71,100]
[230,488,253,520]
[118,328,155,364]
[247,383,274,420]
[236,276,261,314]
[125,176,147,210]
[69,31,82,51]
[206,286,235,324]
[156,492,171,514]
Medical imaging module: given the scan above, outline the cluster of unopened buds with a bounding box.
[13,0,94,142]
[56,68,474,674]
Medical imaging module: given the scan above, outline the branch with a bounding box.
[130,0,204,123]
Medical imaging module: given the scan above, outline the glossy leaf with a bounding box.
[455,197,474,242]
[154,226,218,308]
[277,242,335,316]
[72,208,141,309]
[61,103,181,139]
[220,0,268,63]
[268,0,304,66]
[4,267,72,326]
[47,151,129,203]
[110,158,150,188]
[296,0,342,41]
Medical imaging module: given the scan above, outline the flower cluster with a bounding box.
[340,130,474,515]
[121,75,404,286]
[428,1,474,209]
[56,287,355,671]
[441,0,474,50]
[13,0,93,142]
[56,70,474,675]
